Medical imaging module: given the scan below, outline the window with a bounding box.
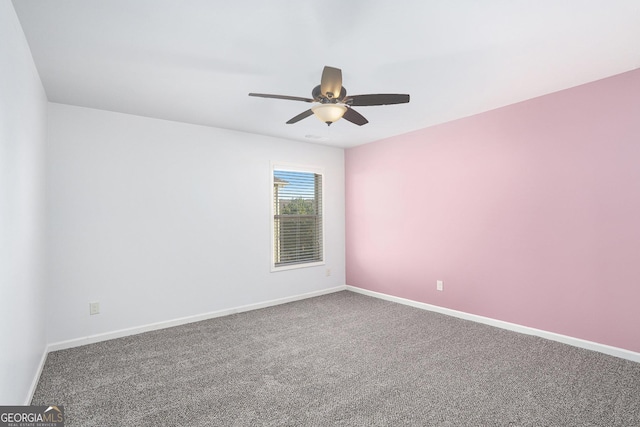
[272,166,323,270]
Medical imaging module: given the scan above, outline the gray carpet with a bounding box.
[32,291,640,426]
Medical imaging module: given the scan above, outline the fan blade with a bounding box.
[249,93,314,103]
[342,107,368,126]
[347,94,410,106]
[320,66,342,99]
[286,109,314,124]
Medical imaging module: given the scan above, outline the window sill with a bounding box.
[271,261,325,272]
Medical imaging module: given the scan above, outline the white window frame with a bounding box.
[270,162,325,272]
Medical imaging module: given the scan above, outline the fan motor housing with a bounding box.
[313,85,347,103]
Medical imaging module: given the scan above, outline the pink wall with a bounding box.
[345,69,640,353]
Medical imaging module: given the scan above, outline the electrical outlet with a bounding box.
[325,268,331,277]
[89,302,100,315]
[436,280,444,291]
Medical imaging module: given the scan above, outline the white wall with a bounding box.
[0,1,48,404]
[46,103,345,344]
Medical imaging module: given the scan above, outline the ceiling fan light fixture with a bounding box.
[311,103,347,125]
[249,66,409,126]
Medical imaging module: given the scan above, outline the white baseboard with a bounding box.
[34,283,637,400]
[47,285,347,353]
[25,346,48,405]
[346,285,640,363]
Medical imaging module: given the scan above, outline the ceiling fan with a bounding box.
[249,66,410,126]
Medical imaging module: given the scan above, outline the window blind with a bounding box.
[273,169,323,267]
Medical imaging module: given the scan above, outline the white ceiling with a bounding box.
[12,0,640,148]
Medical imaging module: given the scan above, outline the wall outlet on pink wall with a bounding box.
[436,280,443,291]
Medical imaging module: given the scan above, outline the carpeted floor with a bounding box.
[32,291,640,426]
